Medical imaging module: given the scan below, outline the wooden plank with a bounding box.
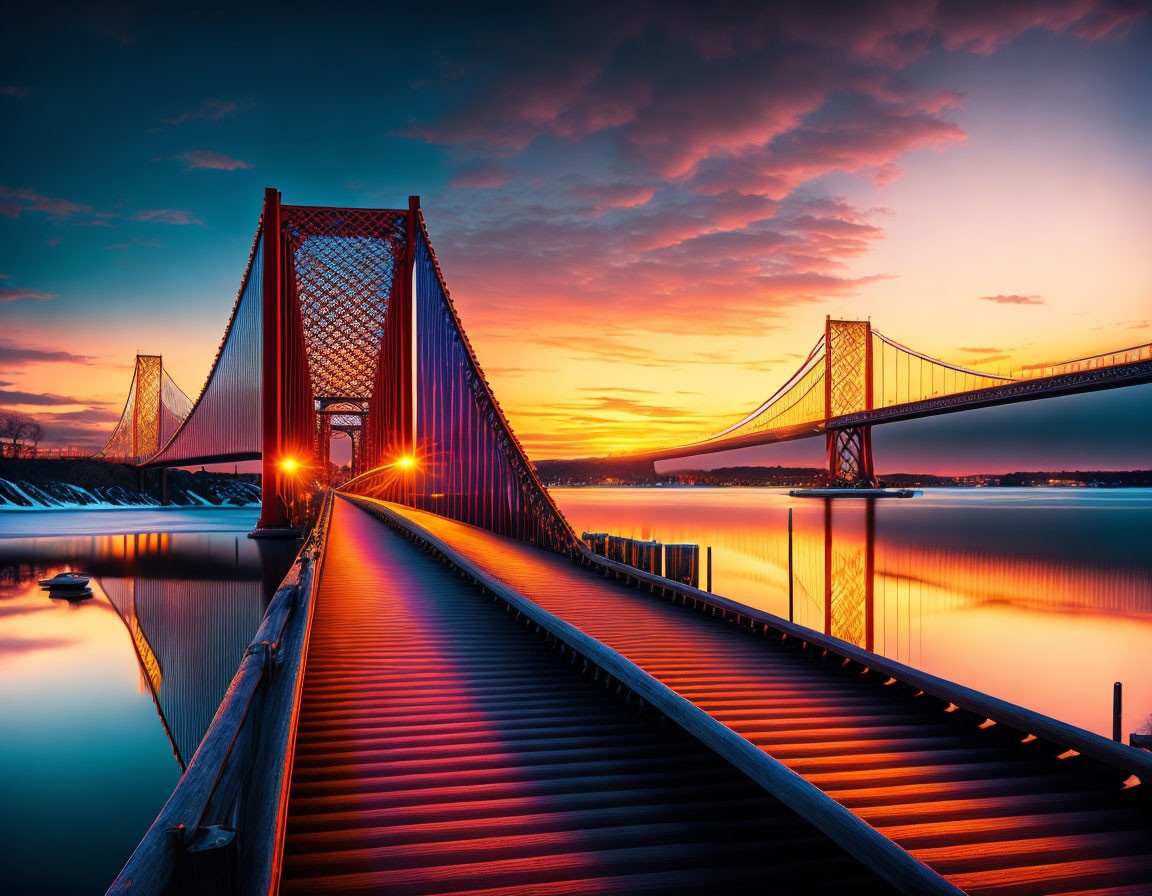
[356,496,964,896]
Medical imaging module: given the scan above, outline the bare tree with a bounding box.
[27,421,44,458]
[0,410,38,457]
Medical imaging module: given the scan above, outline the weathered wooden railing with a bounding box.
[106,493,331,896]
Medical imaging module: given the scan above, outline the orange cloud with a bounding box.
[979,294,1044,305]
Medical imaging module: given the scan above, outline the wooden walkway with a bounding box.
[280,497,897,895]
[365,499,1152,896]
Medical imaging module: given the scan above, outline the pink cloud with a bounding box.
[932,0,1144,54]
[134,208,204,225]
[0,186,102,219]
[965,353,1013,364]
[0,340,95,365]
[0,282,54,302]
[397,0,1146,392]
[412,2,1135,175]
[570,182,656,212]
[161,99,238,126]
[175,150,252,171]
[979,294,1045,305]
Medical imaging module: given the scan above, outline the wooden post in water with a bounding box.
[1114,682,1122,742]
[788,508,794,623]
[706,547,712,593]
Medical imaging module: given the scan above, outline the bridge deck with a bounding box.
[280,497,895,895]
[371,500,1152,896]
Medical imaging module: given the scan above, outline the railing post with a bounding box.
[787,507,794,623]
[706,546,712,593]
[1113,682,1122,742]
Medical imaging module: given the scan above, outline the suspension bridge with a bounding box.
[95,192,1151,493]
[569,319,1152,484]
[105,191,1152,896]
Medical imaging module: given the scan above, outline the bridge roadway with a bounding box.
[280,497,896,895]
[340,497,1152,896]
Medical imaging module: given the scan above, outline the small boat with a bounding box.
[39,572,91,589]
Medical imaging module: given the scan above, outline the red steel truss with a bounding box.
[339,204,578,554]
[136,189,573,547]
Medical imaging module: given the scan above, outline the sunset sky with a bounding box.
[2,1,1150,471]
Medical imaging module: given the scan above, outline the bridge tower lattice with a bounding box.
[824,318,877,487]
[95,354,192,465]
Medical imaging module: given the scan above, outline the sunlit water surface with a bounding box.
[0,508,297,896]
[553,487,1152,742]
[2,493,1149,892]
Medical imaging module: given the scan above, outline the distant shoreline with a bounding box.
[544,482,1152,490]
[536,465,1152,490]
[0,503,260,513]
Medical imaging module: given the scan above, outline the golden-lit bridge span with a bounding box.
[591,320,1152,484]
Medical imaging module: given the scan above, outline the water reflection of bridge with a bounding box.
[595,501,1152,658]
[755,501,1152,656]
[102,577,266,767]
[0,528,294,769]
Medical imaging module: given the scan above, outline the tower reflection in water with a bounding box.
[1,530,297,769]
[779,500,1152,659]
[101,577,265,767]
[100,532,297,768]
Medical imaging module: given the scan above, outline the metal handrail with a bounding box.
[107,493,332,896]
[584,547,1152,782]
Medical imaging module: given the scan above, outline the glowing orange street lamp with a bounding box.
[279,458,299,473]
[395,455,417,470]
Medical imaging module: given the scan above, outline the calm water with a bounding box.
[2,493,1149,892]
[553,487,1152,741]
[0,508,297,896]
